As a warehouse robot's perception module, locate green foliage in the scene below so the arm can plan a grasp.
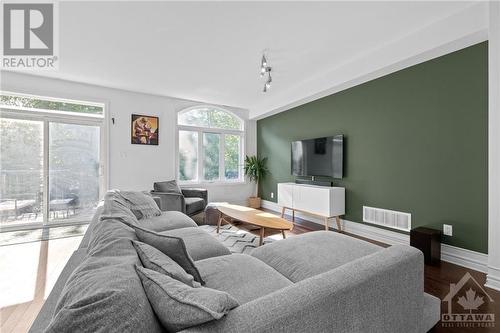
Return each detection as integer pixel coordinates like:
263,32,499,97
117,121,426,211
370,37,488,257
1,94,103,115
244,155,268,196
203,133,219,180
0,118,100,207
224,135,240,180
178,108,242,130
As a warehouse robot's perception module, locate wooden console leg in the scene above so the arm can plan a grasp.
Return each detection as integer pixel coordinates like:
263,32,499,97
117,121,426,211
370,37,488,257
259,227,265,246
217,215,222,233
335,216,342,232
292,209,295,223
281,206,286,218
281,229,286,239
324,217,329,231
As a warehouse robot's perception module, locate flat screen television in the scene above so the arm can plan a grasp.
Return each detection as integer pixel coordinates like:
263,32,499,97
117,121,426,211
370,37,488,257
291,135,343,179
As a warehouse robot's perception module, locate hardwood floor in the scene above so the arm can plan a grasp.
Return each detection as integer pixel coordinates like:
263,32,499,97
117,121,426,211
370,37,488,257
0,236,82,333
1,212,498,333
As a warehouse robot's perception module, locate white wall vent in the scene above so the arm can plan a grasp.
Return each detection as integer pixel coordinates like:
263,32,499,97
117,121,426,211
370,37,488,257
362,206,411,231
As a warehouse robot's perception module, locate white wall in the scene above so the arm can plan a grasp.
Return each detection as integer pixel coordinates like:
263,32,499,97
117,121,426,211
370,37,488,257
0,71,256,204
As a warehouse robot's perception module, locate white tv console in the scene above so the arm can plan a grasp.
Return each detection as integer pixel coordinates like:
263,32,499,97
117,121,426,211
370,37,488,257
277,182,345,231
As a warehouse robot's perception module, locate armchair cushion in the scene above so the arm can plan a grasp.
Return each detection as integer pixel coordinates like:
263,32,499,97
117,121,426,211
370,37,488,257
185,197,206,216
154,180,182,194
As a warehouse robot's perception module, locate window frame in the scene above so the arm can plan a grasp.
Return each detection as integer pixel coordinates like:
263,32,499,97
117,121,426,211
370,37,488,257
0,91,109,231
176,106,245,185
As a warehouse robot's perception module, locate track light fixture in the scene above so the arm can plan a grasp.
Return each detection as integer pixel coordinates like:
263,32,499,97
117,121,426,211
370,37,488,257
263,69,272,92
260,54,272,92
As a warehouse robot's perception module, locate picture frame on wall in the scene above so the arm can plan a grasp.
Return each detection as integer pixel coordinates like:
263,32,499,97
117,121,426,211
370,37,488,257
131,114,159,145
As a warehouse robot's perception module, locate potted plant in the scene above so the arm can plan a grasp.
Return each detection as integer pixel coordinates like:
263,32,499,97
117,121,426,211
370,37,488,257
244,155,269,208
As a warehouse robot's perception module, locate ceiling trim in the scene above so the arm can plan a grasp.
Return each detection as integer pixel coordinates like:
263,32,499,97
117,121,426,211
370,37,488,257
250,2,488,120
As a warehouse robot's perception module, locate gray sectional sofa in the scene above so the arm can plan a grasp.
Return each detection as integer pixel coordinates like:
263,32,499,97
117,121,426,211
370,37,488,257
30,194,441,333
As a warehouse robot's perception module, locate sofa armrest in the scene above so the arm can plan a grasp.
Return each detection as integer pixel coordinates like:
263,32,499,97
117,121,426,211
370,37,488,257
183,245,425,333
150,191,185,213
181,188,208,204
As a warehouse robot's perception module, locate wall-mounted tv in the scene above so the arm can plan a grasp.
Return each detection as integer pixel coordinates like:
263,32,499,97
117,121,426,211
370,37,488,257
291,135,343,179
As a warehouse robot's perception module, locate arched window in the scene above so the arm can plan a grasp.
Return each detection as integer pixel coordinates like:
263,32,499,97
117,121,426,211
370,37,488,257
177,106,244,183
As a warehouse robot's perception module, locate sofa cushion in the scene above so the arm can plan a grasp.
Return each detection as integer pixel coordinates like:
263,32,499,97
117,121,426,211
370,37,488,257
195,254,293,304
140,211,198,232
136,266,238,332
161,227,231,261
45,238,162,333
251,231,382,282
185,197,205,215
154,180,182,194
87,218,137,255
132,225,205,284
132,240,201,287
119,191,162,219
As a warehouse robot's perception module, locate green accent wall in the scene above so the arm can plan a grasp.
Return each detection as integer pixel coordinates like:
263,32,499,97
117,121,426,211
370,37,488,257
257,42,488,253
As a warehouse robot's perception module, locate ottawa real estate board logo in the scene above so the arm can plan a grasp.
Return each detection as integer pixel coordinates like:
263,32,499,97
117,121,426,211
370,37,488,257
441,272,495,329
1,1,58,69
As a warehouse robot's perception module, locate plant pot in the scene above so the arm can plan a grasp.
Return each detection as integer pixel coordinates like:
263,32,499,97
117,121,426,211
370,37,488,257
248,196,261,209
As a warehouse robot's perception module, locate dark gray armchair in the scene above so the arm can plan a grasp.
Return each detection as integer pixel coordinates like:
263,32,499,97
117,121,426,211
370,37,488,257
151,180,207,216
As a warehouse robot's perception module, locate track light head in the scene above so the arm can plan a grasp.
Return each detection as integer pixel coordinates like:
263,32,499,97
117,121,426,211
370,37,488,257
260,54,272,93
261,55,267,68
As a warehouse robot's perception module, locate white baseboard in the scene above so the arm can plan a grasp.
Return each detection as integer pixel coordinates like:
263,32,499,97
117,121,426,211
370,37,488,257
262,199,489,274
485,266,500,290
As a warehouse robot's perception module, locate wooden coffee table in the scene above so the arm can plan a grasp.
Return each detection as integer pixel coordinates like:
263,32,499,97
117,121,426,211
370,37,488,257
216,204,294,246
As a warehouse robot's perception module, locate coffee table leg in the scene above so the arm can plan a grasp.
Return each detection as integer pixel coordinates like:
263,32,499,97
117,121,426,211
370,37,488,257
259,227,265,246
217,215,222,233
281,229,286,239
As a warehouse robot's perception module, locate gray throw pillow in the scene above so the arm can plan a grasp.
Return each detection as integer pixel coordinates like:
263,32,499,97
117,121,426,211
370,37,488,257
154,180,182,194
132,240,201,287
100,191,139,226
119,191,162,219
132,225,204,284
135,265,238,332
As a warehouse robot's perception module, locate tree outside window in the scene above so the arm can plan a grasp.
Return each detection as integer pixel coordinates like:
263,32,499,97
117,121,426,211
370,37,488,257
177,107,244,183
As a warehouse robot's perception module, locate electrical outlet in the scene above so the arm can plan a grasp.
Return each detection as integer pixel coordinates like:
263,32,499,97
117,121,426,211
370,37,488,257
270,192,274,199
443,224,453,236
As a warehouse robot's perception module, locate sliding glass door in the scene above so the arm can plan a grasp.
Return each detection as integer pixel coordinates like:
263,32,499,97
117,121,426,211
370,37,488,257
48,122,101,223
0,92,106,230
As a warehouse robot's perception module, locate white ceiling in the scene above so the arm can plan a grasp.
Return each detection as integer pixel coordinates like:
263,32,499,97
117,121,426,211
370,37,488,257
20,1,483,118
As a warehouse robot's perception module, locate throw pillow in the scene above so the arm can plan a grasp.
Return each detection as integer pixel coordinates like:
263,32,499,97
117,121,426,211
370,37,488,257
100,191,139,226
131,224,204,284
153,180,182,194
119,191,162,219
135,265,238,332
132,240,201,287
